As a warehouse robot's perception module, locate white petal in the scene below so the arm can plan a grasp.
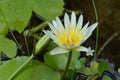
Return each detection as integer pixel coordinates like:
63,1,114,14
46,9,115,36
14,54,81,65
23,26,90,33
81,22,89,33
52,20,59,30
76,15,83,29
87,22,98,33
78,22,89,41
43,30,55,40
56,17,64,30
71,11,76,27
64,13,70,29
50,47,70,55
86,52,93,56
43,30,62,47
73,46,88,52
48,23,58,35
84,22,98,40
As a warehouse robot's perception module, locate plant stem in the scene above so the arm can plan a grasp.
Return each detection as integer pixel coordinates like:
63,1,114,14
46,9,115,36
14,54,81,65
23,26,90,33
87,75,99,80
92,0,99,61
8,54,34,80
24,36,30,55
30,22,47,33
61,51,72,80
23,22,47,35
97,31,120,55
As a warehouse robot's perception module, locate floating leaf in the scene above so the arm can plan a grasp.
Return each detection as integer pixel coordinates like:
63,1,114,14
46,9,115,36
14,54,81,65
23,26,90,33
0,35,17,58
45,41,67,70
89,61,99,75
44,50,81,70
0,21,8,35
70,57,81,69
0,10,8,35
79,57,86,63
45,41,81,70
98,61,109,75
69,51,81,69
75,58,86,73
102,75,112,80
0,0,64,33
44,52,67,70
0,56,41,80
65,70,74,80
30,65,61,80
72,51,80,59
15,60,42,80
47,41,58,51
76,59,97,75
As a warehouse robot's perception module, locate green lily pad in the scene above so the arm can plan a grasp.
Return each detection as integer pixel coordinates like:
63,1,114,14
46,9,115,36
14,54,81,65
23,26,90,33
0,21,8,35
98,61,109,75
45,41,81,70
0,35,17,58
0,56,42,80
44,52,67,70
102,75,112,80
44,51,81,70
0,0,64,33
30,65,61,80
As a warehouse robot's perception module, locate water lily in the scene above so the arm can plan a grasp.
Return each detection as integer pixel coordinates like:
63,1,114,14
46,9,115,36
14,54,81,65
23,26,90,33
44,11,98,55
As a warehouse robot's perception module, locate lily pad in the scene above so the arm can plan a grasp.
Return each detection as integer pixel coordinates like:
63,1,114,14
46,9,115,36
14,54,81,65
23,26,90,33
0,0,64,33
98,61,109,75
0,56,42,80
44,52,67,70
30,65,61,80
44,51,81,70
102,75,112,80
0,35,17,58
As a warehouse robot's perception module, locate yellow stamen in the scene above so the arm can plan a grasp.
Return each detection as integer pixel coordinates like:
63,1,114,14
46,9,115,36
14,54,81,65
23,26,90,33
58,27,83,46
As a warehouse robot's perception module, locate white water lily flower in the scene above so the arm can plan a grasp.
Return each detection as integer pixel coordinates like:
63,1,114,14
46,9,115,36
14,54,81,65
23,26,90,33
86,47,95,56
44,11,98,55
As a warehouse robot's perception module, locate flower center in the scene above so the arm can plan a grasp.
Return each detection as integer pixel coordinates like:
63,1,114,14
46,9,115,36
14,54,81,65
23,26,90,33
57,27,83,46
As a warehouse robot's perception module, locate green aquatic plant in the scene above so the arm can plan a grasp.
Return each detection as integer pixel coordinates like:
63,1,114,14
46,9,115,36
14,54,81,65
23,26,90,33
0,0,113,80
